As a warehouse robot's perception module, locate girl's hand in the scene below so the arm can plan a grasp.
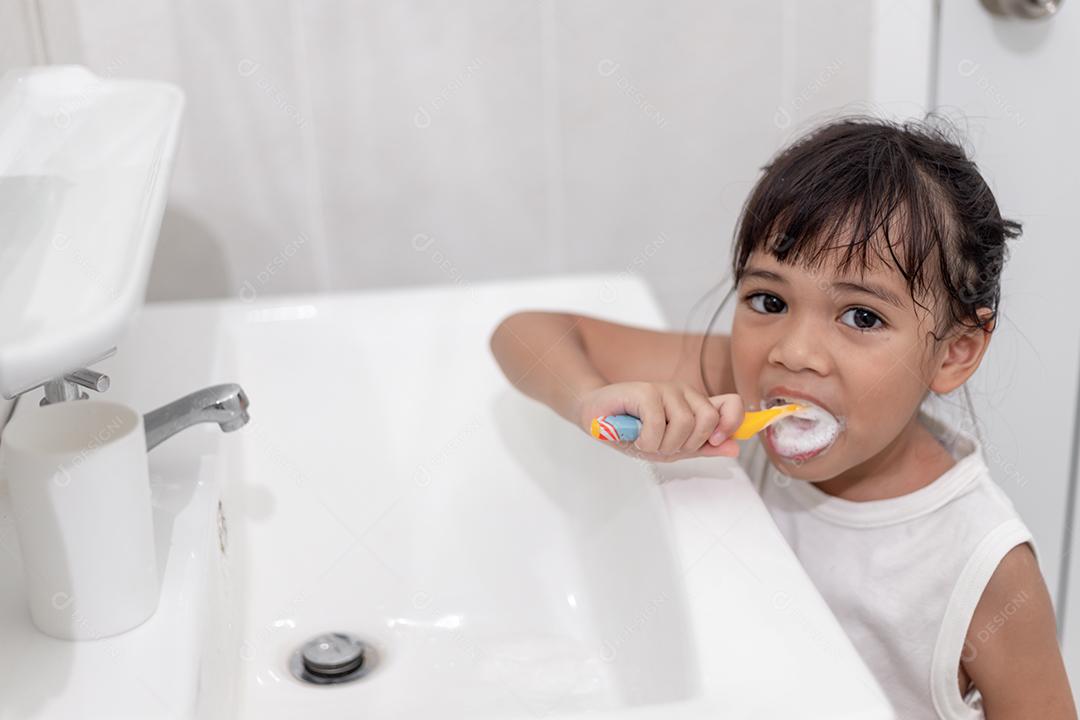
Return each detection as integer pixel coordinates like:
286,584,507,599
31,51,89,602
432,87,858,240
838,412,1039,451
576,381,744,462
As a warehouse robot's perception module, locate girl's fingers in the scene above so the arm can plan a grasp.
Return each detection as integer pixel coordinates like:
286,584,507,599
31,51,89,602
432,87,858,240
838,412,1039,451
658,390,695,455
698,436,740,457
684,390,722,451
624,435,739,463
707,394,744,445
630,385,666,453
591,386,744,461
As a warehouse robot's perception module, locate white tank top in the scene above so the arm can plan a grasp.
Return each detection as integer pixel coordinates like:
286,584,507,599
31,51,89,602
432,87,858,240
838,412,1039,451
738,406,1037,719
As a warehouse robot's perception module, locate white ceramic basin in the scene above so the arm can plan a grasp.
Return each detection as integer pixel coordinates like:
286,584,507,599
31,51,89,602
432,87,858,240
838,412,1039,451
0,274,894,719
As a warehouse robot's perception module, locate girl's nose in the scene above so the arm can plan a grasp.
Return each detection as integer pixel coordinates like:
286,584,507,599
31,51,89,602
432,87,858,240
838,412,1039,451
767,316,832,376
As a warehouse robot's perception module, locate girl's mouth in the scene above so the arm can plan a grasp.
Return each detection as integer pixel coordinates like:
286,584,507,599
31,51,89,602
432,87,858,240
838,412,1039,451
764,424,832,462
761,397,845,462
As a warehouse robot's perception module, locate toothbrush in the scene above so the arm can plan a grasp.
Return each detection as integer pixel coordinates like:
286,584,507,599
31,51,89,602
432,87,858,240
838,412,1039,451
590,403,806,444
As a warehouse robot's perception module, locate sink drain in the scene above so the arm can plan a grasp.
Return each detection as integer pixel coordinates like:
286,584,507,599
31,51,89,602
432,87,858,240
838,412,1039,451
289,632,378,685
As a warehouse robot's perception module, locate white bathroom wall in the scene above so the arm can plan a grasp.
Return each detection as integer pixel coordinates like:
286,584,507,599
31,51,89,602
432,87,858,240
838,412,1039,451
0,0,910,329
0,2,39,69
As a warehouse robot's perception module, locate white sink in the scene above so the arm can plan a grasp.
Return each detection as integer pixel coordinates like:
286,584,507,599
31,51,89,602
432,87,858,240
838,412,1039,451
0,274,894,719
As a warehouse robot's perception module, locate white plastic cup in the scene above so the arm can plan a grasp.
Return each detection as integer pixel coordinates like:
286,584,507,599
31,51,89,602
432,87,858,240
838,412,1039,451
0,399,159,640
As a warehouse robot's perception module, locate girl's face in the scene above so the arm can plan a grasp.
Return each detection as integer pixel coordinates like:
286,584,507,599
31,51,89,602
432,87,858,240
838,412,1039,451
730,247,988,482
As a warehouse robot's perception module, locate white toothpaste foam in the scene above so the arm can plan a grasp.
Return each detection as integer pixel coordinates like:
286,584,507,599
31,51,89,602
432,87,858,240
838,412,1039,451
767,402,843,459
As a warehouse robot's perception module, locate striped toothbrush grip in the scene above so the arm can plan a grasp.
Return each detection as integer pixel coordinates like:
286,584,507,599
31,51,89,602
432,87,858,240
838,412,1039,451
590,414,642,443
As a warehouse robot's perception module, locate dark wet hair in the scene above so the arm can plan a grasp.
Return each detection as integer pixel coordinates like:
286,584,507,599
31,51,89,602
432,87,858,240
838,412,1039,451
698,115,1021,399
736,115,1021,335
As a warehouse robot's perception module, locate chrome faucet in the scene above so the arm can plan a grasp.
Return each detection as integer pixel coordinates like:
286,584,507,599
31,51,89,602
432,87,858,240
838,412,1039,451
143,383,250,451
16,354,250,452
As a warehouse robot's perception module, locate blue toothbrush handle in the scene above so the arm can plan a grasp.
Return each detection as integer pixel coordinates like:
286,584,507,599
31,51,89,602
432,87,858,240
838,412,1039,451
590,414,642,443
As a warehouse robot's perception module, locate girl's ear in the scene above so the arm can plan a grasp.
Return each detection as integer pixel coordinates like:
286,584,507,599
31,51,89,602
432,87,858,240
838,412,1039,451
929,308,995,395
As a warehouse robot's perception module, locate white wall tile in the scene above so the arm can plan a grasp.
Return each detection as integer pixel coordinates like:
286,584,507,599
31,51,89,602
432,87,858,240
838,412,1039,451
554,2,786,331
296,0,550,294
0,1,39,75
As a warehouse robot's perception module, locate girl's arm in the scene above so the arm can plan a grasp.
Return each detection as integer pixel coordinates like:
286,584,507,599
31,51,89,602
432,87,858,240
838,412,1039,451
963,542,1077,718
488,310,734,424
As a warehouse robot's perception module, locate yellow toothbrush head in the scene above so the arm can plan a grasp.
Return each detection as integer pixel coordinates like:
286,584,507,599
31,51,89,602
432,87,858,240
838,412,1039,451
732,403,806,440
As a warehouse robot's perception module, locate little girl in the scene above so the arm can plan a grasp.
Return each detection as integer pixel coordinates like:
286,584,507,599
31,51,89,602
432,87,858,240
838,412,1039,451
490,117,1076,718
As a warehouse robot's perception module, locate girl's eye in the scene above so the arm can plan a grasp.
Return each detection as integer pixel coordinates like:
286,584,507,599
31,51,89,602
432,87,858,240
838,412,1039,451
840,307,885,332
745,293,886,332
747,292,786,314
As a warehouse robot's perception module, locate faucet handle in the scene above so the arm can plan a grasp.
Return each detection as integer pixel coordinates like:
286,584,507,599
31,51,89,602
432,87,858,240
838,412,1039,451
66,368,110,393
39,368,111,406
